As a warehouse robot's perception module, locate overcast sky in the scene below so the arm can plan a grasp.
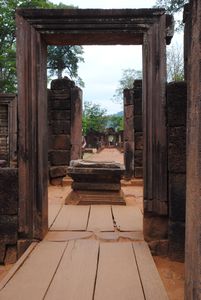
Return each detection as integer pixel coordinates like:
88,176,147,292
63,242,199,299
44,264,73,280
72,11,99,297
51,0,182,114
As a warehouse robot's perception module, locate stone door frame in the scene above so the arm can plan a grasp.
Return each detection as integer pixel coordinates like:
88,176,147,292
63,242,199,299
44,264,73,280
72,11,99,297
16,8,173,240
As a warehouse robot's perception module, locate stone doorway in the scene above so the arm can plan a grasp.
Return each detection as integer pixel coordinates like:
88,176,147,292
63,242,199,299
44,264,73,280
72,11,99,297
16,8,173,243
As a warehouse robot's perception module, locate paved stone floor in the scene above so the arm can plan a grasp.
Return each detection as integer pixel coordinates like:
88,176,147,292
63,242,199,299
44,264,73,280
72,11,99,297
84,148,124,164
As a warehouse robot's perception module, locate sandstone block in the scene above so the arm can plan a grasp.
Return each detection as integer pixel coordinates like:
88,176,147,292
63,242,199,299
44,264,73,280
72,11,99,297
123,89,134,106
49,166,68,178
50,135,71,150
51,120,70,135
135,133,143,150
134,98,142,115
167,81,187,127
5,245,17,264
0,168,18,215
49,99,71,110
0,215,18,244
168,127,186,173
51,110,71,120
169,173,186,222
134,167,143,178
51,77,75,90
134,150,143,167
168,221,185,262
49,150,70,166
134,115,142,132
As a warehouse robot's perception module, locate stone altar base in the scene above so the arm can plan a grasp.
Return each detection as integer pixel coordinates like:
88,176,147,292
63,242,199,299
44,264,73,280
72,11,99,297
66,160,126,205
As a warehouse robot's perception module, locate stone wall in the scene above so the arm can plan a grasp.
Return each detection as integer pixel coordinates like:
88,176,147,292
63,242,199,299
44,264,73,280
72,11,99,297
0,94,17,167
133,80,143,178
0,168,18,264
48,78,82,184
124,80,143,179
167,81,187,262
124,88,134,179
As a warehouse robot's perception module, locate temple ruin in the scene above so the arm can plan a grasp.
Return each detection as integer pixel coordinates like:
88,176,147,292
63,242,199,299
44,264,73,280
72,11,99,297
0,1,201,297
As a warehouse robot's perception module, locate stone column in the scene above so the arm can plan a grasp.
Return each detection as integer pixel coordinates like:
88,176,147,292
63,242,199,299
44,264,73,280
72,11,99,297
167,81,187,262
48,78,82,185
123,88,134,179
143,15,168,251
184,1,201,298
133,80,143,178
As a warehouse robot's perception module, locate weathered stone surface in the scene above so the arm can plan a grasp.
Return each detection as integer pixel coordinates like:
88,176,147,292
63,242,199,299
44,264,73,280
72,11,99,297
167,81,187,127
66,190,125,206
169,174,186,222
17,239,31,259
51,110,71,120
67,160,125,205
134,150,143,167
4,245,17,264
123,89,133,106
51,120,71,135
169,221,185,262
134,115,142,132
135,167,143,178
51,135,70,150
124,141,134,179
148,239,169,257
0,244,6,264
49,166,68,178
144,214,168,241
72,182,120,191
0,215,18,244
134,98,142,115
50,177,63,186
51,77,75,90
49,99,71,110
0,168,18,215
70,160,123,169
124,105,134,119
168,127,186,173
135,133,143,150
49,150,70,166
184,1,201,296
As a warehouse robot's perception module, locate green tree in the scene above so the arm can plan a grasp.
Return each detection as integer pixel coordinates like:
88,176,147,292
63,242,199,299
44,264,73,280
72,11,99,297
47,45,84,86
167,42,184,82
154,0,188,13
154,0,188,31
106,114,123,132
82,101,108,135
0,0,84,93
112,68,142,103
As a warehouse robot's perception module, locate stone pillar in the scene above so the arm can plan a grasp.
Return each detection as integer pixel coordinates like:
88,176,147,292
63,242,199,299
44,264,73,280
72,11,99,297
48,78,82,185
184,1,201,298
167,82,187,262
143,15,168,250
133,80,143,178
123,88,134,179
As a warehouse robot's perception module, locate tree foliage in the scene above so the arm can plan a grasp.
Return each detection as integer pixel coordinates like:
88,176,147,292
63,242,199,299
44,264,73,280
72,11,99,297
112,68,142,103
154,0,188,13
154,0,188,31
82,101,108,135
0,0,84,93
47,45,84,87
106,114,123,132
167,42,184,82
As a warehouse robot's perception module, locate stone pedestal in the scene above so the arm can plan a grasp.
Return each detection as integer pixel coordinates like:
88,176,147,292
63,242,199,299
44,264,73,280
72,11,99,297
66,160,125,205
